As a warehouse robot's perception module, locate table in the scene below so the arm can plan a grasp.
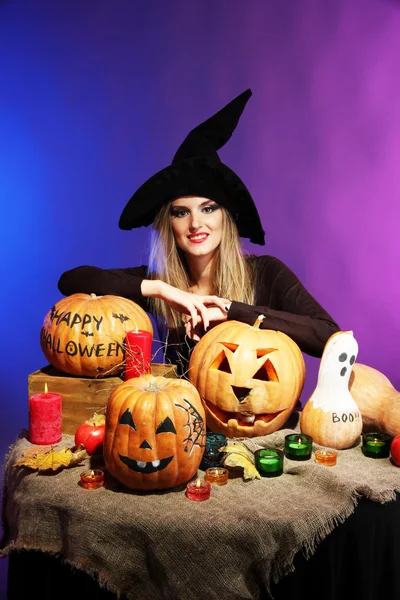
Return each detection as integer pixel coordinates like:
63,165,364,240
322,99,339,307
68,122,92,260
2,428,400,600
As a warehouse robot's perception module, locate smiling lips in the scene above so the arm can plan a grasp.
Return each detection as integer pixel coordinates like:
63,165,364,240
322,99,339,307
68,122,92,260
187,233,209,244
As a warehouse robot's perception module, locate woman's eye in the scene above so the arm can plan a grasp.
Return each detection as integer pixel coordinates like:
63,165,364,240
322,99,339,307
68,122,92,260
171,209,188,218
203,204,218,213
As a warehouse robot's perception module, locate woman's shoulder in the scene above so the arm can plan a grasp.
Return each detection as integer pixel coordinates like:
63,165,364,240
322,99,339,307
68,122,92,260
246,254,289,271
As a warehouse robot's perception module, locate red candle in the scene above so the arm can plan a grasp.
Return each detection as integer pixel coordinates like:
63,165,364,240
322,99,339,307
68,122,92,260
124,329,152,380
29,383,62,445
185,477,211,502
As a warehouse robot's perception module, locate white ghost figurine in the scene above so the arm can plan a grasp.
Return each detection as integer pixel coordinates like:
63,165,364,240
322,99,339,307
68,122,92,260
300,331,363,449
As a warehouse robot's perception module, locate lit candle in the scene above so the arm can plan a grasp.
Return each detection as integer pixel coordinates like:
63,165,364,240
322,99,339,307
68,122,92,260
80,469,104,489
254,449,284,477
315,449,338,466
362,432,392,459
29,383,62,445
186,477,211,501
205,467,229,485
124,329,152,380
284,434,313,461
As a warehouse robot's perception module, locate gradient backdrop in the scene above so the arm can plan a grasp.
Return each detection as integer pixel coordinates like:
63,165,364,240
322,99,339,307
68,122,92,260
1,0,399,589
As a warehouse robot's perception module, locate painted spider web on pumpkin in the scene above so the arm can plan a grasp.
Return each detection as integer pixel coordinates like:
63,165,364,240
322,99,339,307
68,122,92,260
175,398,206,455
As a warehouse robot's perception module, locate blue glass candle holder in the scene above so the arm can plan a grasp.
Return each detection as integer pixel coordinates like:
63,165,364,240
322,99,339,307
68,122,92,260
200,432,226,469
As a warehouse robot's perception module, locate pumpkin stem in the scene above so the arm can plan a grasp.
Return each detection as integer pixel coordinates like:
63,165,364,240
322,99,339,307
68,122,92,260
145,380,161,392
252,315,265,330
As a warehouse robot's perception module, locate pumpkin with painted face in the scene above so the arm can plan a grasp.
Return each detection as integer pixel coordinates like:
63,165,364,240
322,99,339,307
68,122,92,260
188,316,306,438
104,374,206,490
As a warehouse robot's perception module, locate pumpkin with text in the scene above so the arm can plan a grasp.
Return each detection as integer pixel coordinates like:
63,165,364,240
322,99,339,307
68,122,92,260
300,331,362,449
188,315,306,438
349,363,400,437
104,374,206,490
40,293,153,377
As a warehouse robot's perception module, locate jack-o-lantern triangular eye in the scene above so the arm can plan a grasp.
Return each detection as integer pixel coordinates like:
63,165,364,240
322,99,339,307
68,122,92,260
210,343,238,373
156,416,177,434
253,358,279,382
119,408,136,429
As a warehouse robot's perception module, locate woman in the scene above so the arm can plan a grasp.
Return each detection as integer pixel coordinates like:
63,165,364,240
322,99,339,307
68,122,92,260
58,89,339,375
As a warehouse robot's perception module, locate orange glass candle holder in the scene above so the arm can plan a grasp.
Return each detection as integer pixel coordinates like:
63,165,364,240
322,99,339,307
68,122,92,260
315,449,338,466
80,469,104,489
205,467,229,486
186,477,211,501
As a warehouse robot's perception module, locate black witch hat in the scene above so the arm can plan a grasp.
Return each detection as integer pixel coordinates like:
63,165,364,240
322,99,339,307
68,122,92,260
119,89,265,246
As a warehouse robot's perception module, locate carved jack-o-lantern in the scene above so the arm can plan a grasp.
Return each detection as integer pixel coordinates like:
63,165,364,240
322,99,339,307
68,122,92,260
188,317,306,438
104,375,206,490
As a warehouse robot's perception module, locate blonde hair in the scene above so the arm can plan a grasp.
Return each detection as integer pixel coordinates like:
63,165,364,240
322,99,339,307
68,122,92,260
148,200,255,329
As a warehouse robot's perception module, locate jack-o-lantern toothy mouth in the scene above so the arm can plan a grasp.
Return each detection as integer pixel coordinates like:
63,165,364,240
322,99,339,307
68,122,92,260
118,454,174,473
204,400,285,427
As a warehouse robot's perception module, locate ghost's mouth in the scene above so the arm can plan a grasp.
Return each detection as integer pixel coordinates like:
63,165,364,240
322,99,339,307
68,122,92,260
204,400,284,427
118,454,174,473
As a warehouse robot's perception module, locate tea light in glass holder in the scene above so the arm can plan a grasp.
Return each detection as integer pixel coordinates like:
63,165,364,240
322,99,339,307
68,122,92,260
315,449,338,466
284,434,313,461
80,469,104,489
205,467,229,485
186,477,211,501
362,432,392,459
254,448,284,477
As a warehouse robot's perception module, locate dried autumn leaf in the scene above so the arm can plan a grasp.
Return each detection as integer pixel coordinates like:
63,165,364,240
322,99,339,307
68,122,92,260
14,445,89,472
223,452,261,480
220,443,254,462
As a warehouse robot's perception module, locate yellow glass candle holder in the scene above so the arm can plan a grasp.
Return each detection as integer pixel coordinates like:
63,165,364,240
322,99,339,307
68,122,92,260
80,469,104,489
315,449,337,466
205,467,229,485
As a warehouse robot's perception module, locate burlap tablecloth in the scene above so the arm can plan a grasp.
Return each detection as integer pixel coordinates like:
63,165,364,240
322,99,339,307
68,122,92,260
2,423,400,600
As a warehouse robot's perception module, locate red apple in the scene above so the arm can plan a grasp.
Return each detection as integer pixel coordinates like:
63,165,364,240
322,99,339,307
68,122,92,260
390,435,400,466
75,414,106,455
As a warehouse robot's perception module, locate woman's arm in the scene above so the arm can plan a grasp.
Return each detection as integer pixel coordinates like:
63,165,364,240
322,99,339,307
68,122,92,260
58,265,228,329
58,265,150,311
227,256,340,358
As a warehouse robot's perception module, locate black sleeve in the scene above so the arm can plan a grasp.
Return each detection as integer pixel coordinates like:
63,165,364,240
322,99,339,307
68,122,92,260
57,265,150,312
228,256,340,358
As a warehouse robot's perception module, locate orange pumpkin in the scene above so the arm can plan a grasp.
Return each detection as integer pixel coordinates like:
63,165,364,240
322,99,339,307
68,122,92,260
188,316,306,438
104,374,206,490
40,293,153,377
349,363,400,437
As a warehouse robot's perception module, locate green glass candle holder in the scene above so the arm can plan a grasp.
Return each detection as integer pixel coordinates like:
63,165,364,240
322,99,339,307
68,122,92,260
284,434,313,461
362,432,392,458
254,448,284,477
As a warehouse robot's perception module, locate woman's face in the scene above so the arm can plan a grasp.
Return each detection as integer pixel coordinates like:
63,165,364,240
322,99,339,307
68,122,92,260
170,196,223,260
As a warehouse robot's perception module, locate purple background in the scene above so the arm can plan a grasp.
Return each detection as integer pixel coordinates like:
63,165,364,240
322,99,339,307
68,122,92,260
1,0,399,591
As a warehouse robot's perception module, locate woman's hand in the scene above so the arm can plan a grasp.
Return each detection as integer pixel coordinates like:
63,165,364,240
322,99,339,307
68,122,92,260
183,305,230,341
160,283,228,331
141,280,230,338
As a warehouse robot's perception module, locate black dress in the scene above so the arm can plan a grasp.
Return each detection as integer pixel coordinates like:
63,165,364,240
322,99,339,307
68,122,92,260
58,255,340,374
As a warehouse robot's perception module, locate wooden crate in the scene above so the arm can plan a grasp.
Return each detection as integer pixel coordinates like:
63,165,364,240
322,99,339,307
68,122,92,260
28,363,178,435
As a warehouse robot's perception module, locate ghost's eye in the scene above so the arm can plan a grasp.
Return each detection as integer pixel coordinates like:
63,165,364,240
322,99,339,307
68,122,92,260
339,353,347,362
